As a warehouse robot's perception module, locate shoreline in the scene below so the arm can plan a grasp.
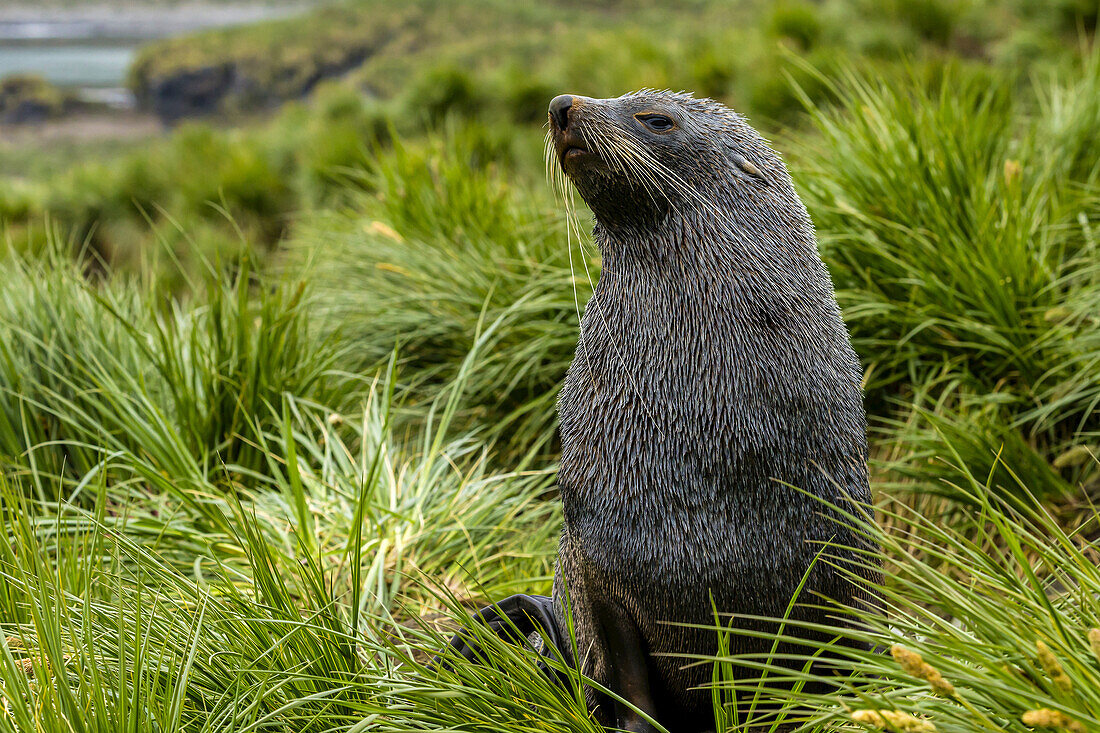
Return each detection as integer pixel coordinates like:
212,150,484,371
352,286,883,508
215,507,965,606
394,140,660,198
0,3,312,100
0,110,162,146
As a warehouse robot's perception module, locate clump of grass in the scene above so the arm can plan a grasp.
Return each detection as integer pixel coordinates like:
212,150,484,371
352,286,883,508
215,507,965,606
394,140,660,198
877,392,1076,504
0,74,76,124
0,89,395,282
756,458,1100,733
299,123,590,456
252,371,561,613
406,66,491,126
0,349,560,730
0,242,345,499
767,1,824,51
41,121,296,267
794,54,1100,501
0,468,380,731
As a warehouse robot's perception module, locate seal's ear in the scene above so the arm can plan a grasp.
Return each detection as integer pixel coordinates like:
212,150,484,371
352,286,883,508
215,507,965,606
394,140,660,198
731,153,768,185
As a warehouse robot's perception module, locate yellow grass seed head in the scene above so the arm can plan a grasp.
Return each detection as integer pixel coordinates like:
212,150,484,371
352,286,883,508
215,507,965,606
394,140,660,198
852,709,936,732
891,644,922,672
852,710,886,727
891,644,955,696
1052,444,1093,469
1022,708,1086,733
1088,628,1100,665
1036,640,1073,695
366,220,403,242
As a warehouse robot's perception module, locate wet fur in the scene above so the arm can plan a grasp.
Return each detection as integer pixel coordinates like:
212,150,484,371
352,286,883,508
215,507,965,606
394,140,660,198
549,91,882,731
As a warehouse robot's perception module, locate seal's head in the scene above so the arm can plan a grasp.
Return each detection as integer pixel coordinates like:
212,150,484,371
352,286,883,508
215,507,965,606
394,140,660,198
548,90,806,243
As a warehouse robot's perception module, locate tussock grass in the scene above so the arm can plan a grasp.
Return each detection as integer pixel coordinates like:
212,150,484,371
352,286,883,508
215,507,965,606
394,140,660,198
8,439,1095,732
794,54,1100,501
763,459,1100,733
0,243,344,497
0,358,559,730
355,458,1100,733
299,124,592,455
2,10,1100,732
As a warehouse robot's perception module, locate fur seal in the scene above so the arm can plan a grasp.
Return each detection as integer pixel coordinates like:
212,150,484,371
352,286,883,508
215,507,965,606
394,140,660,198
547,90,882,732
445,91,881,733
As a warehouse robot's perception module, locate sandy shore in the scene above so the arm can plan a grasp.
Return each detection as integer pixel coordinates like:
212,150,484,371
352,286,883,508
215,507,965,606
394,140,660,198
0,111,162,145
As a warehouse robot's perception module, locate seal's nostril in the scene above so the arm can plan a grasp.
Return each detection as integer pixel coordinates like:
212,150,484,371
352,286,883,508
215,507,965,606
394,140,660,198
549,94,573,130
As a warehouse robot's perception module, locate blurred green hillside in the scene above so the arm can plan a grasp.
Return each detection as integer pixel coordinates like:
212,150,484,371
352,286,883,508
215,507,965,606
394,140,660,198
3,0,1096,271
127,0,1092,121
1,1,1100,731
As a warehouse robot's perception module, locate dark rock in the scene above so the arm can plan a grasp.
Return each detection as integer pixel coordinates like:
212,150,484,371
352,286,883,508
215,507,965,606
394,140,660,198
0,74,71,125
138,50,371,124
3,99,53,124
145,64,235,123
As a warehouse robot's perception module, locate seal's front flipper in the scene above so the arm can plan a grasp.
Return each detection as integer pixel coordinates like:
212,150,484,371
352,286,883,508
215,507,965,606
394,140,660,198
478,593,564,650
596,600,659,733
434,594,566,673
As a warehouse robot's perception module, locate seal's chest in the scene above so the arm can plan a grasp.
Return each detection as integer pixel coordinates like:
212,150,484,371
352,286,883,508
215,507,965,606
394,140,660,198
559,308,748,458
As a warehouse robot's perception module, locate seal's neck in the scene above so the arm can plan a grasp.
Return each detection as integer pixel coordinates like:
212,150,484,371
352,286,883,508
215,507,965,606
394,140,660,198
594,181,818,266
592,210,743,272
590,197,831,324
576,173,673,232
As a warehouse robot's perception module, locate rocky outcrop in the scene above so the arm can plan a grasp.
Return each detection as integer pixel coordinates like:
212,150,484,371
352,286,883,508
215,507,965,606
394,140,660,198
132,50,369,124
0,74,78,125
139,63,235,123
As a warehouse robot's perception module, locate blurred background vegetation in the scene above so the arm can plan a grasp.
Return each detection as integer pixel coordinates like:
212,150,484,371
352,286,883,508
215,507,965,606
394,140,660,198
1,0,1100,731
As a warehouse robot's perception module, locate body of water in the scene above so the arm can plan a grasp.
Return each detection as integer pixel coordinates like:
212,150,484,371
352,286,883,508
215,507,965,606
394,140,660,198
0,45,136,89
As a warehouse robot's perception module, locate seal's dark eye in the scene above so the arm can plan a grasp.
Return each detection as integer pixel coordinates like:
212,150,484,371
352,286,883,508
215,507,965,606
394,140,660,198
635,113,675,132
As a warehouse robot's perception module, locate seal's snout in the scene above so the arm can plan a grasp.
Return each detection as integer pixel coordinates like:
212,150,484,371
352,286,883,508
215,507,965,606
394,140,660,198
548,94,573,130
549,93,592,169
